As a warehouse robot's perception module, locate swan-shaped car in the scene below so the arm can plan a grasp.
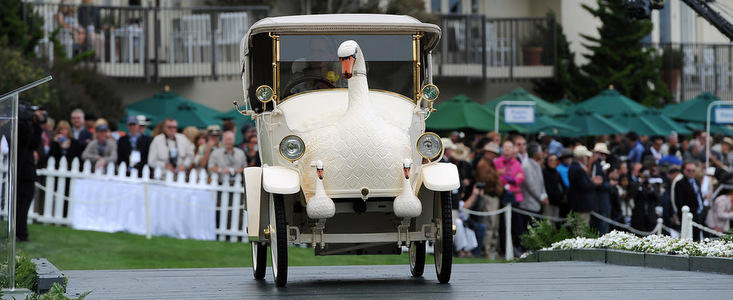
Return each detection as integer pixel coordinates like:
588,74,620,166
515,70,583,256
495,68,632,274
236,14,459,287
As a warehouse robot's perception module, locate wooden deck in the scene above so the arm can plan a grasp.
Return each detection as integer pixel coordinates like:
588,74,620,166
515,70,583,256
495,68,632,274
64,262,733,299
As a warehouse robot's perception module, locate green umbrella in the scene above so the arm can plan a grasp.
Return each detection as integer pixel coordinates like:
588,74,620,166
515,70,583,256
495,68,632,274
641,108,691,135
609,112,667,136
127,91,221,129
485,88,564,116
568,88,647,117
557,108,628,137
556,98,575,109
216,109,255,144
426,95,525,133
662,92,731,123
684,122,733,136
525,115,578,135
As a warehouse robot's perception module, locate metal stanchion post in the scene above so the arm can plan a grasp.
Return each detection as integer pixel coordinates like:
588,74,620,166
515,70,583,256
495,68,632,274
504,204,513,260
145,182,151,240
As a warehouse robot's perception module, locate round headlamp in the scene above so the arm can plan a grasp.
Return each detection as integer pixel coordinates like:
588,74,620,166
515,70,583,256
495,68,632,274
279,135,305,161
255,85,274,103
416,132,442,160
420,84,440,102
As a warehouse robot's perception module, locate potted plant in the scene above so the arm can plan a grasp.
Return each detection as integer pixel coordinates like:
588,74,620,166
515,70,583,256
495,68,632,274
522,35,544,66
661,48,684,92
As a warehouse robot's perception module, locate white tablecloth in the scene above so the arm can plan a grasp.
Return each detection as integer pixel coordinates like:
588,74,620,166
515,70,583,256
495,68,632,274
70,178,217,240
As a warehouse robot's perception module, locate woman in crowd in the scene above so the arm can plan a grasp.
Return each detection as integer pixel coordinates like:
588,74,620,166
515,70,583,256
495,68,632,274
542,153,566,219
244,135,261,167
48,120,83,168
706,189,733,233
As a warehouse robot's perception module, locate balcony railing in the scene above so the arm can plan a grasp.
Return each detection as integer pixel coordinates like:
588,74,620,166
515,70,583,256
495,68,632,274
433,15,556,80
654,43,733,101
26,1,269,80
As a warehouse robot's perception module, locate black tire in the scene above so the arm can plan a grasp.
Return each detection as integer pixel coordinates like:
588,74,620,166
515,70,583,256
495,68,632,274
434,191,453,284
251,241,267,279
269,193,288,287
409,241,426,277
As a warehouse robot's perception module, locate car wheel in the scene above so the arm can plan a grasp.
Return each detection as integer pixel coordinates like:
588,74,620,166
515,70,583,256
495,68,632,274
251,241,267,279
434,191,453,284
409,241,426,277
269,193,288,287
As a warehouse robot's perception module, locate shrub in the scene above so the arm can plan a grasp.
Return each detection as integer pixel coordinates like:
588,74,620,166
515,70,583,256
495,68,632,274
520,212,598,251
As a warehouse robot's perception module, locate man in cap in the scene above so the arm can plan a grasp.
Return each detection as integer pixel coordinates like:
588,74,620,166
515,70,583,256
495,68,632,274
117,115,152,172
70,109,93,148
473,142,503,258
81,120,117,170
568,145,602,225
196,125,222,169
590,143,612,234
711,137,733,171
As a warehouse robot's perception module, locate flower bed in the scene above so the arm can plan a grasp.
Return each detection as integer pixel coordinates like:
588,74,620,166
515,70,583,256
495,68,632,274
540,230,733,258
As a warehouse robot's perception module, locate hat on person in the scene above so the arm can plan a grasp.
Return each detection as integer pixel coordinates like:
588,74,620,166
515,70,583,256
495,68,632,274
452,144,471,161
723,137,733,147
483,142,500,155
95,124,109,131
559,148,573,159
206,124,222,136
127,115,150,126
573,145,592,158
593,142,611,155
441,138,457,150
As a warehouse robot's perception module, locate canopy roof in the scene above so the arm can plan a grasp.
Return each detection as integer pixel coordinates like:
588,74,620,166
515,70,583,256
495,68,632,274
662,92,730,123
240,14,441,73
486,88,564,117
127,91,221,129
567,88,647,117
426,95,524,133
558,108,628,137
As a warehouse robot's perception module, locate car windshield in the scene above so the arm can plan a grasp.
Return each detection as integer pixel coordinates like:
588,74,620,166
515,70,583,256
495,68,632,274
279,34,414,100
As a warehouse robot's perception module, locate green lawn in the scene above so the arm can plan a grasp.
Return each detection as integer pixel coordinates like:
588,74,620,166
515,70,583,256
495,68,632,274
19,224,502,270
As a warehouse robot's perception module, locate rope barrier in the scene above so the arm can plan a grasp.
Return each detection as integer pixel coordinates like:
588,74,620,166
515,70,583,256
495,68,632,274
590,211,662,236
691,221,725,237
512,207,567,222
459,206,508,217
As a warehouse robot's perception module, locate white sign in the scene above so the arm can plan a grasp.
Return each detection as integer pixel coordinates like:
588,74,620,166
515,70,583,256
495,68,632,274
714,107,733,124
504,106,535,124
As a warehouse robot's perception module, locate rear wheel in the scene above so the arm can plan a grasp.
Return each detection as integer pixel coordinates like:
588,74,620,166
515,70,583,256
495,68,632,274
269,193,288,287
251,242,266,279
434,191,453,284
409,241,426,277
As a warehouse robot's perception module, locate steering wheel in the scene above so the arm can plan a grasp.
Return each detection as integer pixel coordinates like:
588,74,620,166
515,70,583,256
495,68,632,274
282,76,335,99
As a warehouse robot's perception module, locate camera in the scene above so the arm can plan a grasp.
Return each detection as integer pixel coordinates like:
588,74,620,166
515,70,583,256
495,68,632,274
475,182,485,190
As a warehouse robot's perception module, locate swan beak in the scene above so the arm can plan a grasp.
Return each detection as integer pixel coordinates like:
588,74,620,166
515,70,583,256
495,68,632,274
340,56,355,79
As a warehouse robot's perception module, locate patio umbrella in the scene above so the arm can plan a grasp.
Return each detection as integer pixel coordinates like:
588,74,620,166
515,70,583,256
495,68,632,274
684,122,733,136
609,112,667,136
567,88,647,117
525,115,578,135
426,95,525,133
126,90,221,129
485,88,564,117
216,109,255,144
661,92,731,123
557,108,628,137
641,109,691,135
555,98,575,109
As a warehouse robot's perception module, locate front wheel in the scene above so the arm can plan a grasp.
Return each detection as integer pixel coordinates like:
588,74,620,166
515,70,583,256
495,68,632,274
409,241,426,277
269,193,288,287
434,191,453,283
251,242,266,279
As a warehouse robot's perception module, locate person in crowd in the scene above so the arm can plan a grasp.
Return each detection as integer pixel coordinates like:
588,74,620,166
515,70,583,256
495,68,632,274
70,108,93,147
486,132,501,147
520,142,548,230
706,188,733,233
684,140,705,162
117,115,152,172
197,125,222,169
557,149,573,188
568,145,599,225
513,136,528,163
48,120,83,167
81,120,117,170
493,139,524,254
77,0,103,55
41,116,54,159
590,143,612,234
661,165,682,227
208,131,247,175
244,135,261,167
543,153,566,219
182,126,199,145
631,170,661,232
222,120,236,135
474,142,502,258
54,0,85,52
644,136,664,164
674,161,706,240
108,122,124,141
193,132,208,165
541,134,563,156
627,131,644,163
84,112,97,134
661,132,680,158
711,137,733,171
148,118,195,172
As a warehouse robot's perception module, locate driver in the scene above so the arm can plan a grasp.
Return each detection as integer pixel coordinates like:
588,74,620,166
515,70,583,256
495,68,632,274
288,37,340,95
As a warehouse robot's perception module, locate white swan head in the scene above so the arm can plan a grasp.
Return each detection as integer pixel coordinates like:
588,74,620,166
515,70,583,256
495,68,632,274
338,40,366,79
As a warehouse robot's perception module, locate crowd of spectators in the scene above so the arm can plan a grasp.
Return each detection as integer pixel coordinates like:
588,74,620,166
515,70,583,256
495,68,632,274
443,130,733,258
38,108,260,178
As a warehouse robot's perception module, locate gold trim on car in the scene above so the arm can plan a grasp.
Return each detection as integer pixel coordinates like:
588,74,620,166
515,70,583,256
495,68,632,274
278,88,415,104
279,135,306,162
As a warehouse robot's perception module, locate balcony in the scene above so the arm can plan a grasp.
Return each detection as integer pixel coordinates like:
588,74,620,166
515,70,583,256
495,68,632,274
433,15,556,80
655,43,733,102
28,1,269,80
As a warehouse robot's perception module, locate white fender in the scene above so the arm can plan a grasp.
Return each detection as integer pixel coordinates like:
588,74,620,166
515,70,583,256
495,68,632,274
262,166,301,194
421,162,460,191
244,167,262,239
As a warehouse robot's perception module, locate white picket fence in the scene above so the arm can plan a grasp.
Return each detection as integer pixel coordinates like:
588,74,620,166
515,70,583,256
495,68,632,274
0,156,248,242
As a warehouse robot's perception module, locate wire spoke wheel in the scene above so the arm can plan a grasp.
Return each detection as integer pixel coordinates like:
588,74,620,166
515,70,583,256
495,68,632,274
409,241,426,277
269,193,288,287
251,241,267,279
434,191,453,283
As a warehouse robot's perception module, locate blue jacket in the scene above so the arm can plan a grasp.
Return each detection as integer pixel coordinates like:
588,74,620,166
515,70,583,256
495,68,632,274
568,161,595,213
628,141,645,163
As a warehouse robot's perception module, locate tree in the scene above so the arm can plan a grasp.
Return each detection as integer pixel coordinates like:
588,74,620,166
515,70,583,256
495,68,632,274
532,12,585,103
578,0,669,106
0,0,43,57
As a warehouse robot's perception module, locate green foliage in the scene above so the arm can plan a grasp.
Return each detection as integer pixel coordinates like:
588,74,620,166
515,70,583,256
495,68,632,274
721,230,733,243
660,48,684,70
0,47,53,106
578,0,670,106
0,251,38,291
532,11,584,102
520,212,598,251
0,0,44,57
26,283,91,300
